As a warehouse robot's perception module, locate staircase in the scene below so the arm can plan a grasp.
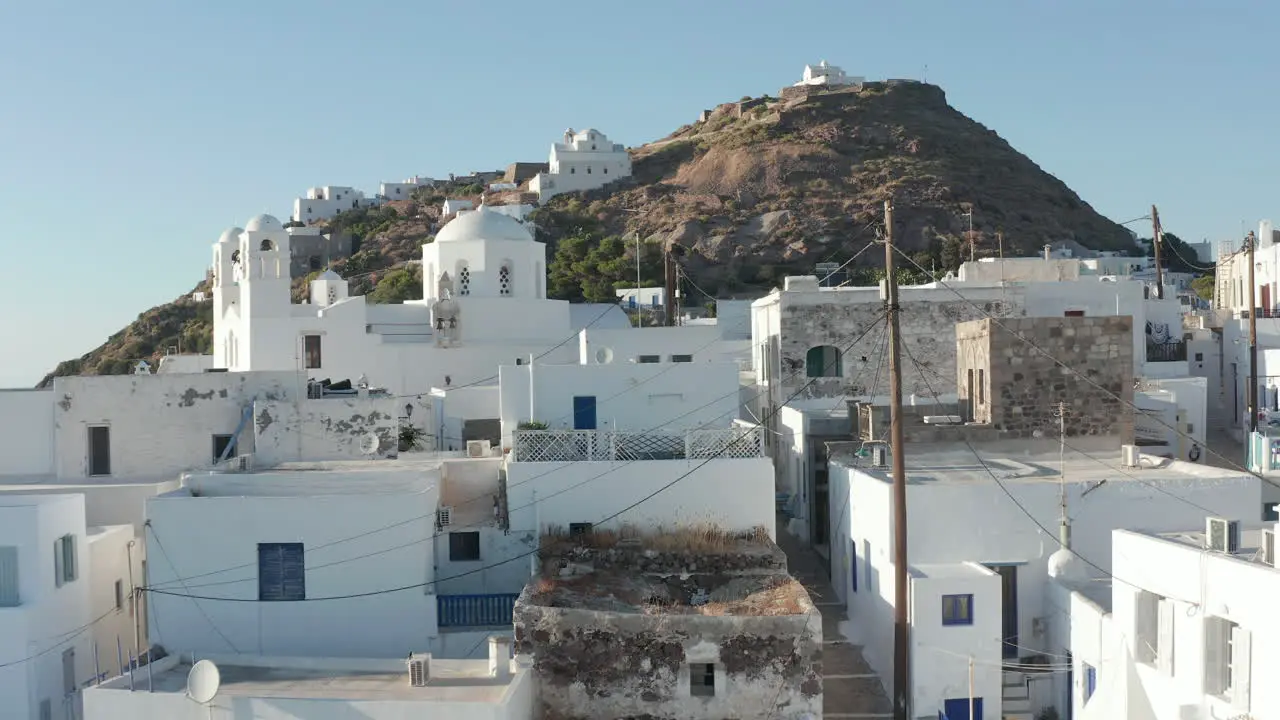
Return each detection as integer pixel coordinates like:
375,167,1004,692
1001,670,1032,720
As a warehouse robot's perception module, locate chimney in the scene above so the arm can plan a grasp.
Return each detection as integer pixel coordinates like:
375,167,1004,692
489,635,513,681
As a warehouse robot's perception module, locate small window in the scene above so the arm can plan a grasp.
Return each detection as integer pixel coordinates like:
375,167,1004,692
1263,502,1279,522
570,167,576,174
690,663,715,697
39,699,51,720
259,239,275,252
62,647,75,695
212,434,234,463
309,255,322,271
603,167,608,174
849,540,857,593
806,345,842,377
258,543,305,602
449,531,481,562
303,334,322,369
942,594,973,626
587,167,592,174
637,355,661,364
1195,352,1205,362
54,535,76,587
1064,310,1085,317
114,579,124,611
977,369,985,405
671,354,693,363
1083,662,1097,703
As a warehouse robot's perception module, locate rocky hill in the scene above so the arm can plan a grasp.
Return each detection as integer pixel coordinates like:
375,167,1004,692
38,80,1136,386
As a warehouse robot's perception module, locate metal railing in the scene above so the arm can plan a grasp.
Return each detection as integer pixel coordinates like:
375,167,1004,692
512,427,765,462
1145,340,1188,363
436,593,519,628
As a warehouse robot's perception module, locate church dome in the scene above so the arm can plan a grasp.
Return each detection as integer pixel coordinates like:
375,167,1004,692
245,214,284,233
317,270,343,281
218,227,244,245
434,207,533,244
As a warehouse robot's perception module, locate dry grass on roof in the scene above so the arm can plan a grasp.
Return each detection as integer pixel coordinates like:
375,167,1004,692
540,522,771,554
529,571,808,616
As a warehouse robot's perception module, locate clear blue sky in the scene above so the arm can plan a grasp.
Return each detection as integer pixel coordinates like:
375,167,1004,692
1,1,1274,387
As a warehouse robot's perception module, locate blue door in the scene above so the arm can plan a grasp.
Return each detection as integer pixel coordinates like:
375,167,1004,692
573,396,597,430
941,697,983,720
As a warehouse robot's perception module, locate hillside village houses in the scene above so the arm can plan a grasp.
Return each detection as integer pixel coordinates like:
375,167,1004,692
528,128,633,202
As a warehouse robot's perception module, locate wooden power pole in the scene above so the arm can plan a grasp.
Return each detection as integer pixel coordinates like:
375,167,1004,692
883,199,911,720
1248,230,1259,433
1151,205,1165,300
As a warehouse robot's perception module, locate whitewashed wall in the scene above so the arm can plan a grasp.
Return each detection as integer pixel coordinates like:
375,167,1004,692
0,390,55,478
144,475,440,659
252,396,400,466
910,564,1003,719
86,524,143,667
497,362,741,442
505,458,774,536
1110,529,1280,720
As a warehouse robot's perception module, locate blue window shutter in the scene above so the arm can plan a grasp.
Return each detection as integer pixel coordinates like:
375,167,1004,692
258,543,305,601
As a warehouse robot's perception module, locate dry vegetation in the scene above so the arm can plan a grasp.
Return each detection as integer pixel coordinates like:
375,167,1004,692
540,522,771,554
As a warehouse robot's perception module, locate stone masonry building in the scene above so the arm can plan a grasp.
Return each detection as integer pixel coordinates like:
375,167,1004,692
956,315,1135,438
513,530,822,720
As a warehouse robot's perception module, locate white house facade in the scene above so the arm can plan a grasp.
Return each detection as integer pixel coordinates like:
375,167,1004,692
793,60,864,88
528,128,631,202
291,186,379,224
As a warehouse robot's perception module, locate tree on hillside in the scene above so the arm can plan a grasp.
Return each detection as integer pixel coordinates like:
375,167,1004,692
1191,275,1216,303
368,266,423,304
1139,232,1209,275
548,230,663,302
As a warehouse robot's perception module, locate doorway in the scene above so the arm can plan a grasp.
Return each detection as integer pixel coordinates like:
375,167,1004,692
572,396,597,430
983,563,1019,658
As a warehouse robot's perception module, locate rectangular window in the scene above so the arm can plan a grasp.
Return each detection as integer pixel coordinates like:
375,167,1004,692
62,647,75,696
1157,597,1175,675
0,546,18,607
1195,352,1205,362
449,531,481,562
690,663,715,697
670,354,694,363
1134,590,1159,665
636,355,661,364
1084,663,1097,703
942,594,973,626
303,334,323,369
1064,310,1086,317
39,699,50,720
212,434,234,463
849,540,857,593
88,425,111,476
54,535,76,587
977,368,985,405
114,579,124,611
1263,502,1279,522
258,543,305,601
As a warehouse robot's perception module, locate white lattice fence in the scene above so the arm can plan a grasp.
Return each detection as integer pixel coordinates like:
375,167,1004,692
513,431,594,462
613,432,685,460
687,427,765,459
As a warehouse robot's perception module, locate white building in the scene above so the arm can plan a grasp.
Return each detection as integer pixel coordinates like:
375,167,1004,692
442,198,474,216
380,175,436,200
210,210,630,398
528,128,632,202
793,60,864,88
1047,520,1279,720
616,286,666,310
830,441,1261,720
0,493,145,720
83,645,533,720
291,186,379,224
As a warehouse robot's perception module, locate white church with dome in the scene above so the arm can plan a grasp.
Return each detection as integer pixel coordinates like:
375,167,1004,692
211,207,629,397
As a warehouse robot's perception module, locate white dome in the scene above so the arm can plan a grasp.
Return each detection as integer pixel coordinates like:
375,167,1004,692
434,207,533,244
1047,547,1088,582
218,227,244,244
317,270,343,281
245,214,283,233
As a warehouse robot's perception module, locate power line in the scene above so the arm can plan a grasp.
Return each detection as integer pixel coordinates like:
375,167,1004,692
143,314,890,604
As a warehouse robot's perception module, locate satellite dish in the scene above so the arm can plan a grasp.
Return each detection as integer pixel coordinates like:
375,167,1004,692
186,659,221,704
359,433,382,455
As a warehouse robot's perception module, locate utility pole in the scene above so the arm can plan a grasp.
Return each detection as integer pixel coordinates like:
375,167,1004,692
663,246,677,327
965,209,975,262
1151,205,1165,300
1248,231,1259,433
1055,402,1070,550
884,199,911,720
635,233,642,328
997,231,1005,286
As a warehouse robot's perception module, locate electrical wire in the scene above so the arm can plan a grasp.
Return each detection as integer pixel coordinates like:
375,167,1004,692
146,524,242,653
889,244,1274,489
143,314,890,604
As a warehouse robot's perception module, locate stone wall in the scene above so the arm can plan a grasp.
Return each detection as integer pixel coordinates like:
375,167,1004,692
776,294,1024,403
957,316,1135,438
513,594,822,720
538,541,786,577
288,231,353,278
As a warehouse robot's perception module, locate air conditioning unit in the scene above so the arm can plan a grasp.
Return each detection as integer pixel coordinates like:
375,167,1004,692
437,506,453,528
406,653,431,687
1121,444,1141,468
1263,529,1276,567
466,440,491,458
1205,517,1241,553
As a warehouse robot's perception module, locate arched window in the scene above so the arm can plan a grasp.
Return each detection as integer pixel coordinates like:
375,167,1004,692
260,239,276,252
230,250,241,264
499,262,513,296
458,263,471,296
806,346,842,378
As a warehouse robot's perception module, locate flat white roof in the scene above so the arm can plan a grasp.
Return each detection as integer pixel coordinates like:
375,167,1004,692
94,654,523,703
1145,526,1276,570
836,440,1252,486
912,562,992,580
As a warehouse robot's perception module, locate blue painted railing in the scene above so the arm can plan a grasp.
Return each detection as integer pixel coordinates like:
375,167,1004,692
437,593,519,628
